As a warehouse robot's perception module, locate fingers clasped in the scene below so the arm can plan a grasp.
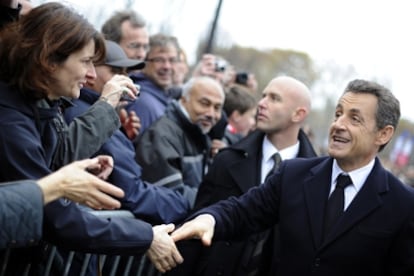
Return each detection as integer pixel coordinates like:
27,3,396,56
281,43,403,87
147,224,184,273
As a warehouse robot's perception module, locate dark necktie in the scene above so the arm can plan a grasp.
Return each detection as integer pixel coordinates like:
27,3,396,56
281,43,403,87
246,153,282,276
264,152,282,182
323,174,352,237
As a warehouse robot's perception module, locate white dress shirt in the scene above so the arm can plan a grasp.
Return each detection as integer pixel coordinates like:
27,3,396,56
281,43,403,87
260,136,300,184
330,158,375,210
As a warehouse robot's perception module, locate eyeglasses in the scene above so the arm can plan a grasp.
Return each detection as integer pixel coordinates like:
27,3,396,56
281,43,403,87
146,57,179,64
126,43,149,51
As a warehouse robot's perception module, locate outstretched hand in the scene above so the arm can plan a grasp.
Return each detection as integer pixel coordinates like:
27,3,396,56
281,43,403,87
171,214,216,247
37,156,124,209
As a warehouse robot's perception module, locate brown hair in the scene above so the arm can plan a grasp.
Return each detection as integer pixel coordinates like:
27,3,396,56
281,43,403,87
0,2,105,99
146,33,180,59
224,85,258,116
101,10,146,43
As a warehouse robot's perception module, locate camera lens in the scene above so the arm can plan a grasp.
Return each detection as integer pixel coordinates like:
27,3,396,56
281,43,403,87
235,72,249,85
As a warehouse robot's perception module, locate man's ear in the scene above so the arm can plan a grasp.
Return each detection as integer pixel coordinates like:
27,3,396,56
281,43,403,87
376,125,394,147
292,107,307,123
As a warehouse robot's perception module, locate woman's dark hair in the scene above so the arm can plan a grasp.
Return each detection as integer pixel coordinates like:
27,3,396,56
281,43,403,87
0,2,105,99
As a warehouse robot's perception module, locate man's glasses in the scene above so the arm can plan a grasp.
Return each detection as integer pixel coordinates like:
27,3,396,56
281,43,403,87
146,57,179,64
126,43,149,51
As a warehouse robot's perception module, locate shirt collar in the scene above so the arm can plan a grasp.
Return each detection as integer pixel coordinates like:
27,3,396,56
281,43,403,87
331,158,375,192
262,135,300,162
178,100,191,120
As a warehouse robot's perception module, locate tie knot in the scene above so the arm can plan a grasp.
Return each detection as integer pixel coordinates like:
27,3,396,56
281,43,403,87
336,174,352,189
272,152,281,168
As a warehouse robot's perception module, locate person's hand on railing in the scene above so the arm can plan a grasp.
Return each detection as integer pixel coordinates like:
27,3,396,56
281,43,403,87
146,223,183,273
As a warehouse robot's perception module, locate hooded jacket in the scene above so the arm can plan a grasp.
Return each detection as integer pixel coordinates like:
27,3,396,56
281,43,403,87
126,72,174,137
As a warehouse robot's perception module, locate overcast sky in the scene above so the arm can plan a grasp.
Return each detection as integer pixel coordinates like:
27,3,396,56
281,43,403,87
36,0,414,122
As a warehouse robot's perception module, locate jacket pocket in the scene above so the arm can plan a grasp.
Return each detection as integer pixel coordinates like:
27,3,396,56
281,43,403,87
357,226,393,238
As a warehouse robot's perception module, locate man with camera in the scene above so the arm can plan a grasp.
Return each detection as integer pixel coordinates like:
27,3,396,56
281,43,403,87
192,53,234,89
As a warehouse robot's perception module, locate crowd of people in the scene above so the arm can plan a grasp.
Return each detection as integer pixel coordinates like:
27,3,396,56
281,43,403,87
1,1,414,276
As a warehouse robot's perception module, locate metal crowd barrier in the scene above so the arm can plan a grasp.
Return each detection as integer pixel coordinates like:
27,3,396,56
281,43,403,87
1,210,162,276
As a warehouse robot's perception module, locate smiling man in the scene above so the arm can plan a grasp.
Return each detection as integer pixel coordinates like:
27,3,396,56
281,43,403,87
126,33,181,138
135,76,225,207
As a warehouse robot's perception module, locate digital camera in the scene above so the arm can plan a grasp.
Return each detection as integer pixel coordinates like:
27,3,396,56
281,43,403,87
214,59,227,72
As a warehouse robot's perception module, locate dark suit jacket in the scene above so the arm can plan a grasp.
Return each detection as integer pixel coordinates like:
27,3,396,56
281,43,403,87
169,129,317,276
204,156,414,276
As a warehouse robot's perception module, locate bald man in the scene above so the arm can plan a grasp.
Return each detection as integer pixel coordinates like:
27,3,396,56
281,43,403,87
136,76,225,208
168,76,317,276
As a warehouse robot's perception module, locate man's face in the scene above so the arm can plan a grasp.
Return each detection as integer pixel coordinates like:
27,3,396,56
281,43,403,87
142,45,178,90
119,20,149,60
230,108,257,136
86,65,114,93
181,82,224,134
172,52,189,86
256,80,298,134
328,92,383,171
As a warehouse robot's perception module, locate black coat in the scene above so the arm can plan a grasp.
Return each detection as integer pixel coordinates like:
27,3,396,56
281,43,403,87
169,129,317,276
199,157,414,276
136,100,211,207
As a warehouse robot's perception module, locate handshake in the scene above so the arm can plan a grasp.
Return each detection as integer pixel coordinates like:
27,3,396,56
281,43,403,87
147,214,216,273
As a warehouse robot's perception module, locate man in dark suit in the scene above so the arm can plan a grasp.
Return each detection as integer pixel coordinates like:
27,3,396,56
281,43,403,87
167,76,317,276
170,79,414,276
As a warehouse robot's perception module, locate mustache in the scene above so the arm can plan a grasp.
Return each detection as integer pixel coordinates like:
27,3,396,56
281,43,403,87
196,115,215,125
195,116,216,134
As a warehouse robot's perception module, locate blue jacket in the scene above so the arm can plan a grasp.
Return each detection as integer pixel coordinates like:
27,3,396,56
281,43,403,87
0,81,154,272
126,72,174,137
0,181,43,249
64,88,190,224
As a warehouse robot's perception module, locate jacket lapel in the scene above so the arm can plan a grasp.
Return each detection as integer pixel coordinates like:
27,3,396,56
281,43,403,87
303,158,334,248
227,131,264,193
321,158,387,248
228,157,260,193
